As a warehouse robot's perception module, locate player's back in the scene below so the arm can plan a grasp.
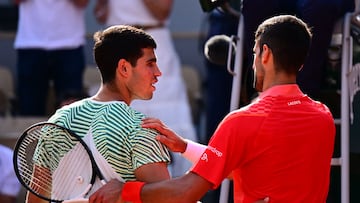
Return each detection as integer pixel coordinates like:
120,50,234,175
239,92,335,202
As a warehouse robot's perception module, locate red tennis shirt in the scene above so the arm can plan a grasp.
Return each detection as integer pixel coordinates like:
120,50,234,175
191,84,335,203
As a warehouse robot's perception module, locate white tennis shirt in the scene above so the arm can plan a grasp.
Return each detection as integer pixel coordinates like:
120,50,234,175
14,0,86,50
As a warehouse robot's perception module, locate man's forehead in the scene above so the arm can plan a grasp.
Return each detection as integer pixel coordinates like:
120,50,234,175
139,48,156,61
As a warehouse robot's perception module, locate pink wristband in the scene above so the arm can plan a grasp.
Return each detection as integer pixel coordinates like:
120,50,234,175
121,181,145,203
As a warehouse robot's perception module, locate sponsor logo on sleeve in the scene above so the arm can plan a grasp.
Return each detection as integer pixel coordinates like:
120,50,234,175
200,147,223,162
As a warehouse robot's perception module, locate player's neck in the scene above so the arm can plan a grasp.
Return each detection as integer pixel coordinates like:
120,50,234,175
263,73,296,91
91,84,130,105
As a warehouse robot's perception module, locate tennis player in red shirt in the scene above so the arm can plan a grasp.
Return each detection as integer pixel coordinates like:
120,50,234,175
89,14,335,203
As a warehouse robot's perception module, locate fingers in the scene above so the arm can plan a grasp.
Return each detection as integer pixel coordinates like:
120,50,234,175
141,117,163,127
89,179,124,203
142,117,161,123
155,134,166,142
141,117,169,134
156,134,176,148
156,134,187,153
142,117,186,152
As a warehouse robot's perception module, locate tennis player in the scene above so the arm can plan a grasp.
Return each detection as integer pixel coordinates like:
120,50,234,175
26,25,171,203
89,15,335,203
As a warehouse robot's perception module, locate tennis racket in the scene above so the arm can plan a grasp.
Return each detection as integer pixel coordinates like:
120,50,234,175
13,122,107,203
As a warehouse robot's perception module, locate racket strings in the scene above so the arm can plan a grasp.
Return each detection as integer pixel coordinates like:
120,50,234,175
15,124,94,201
52,143,93,200
16,130,53,196
17,163,52,187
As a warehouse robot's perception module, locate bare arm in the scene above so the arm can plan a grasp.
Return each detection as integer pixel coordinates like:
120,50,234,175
90,172,211,203
112,173,269,203
88,179,123,203
135,162,170,182
140,172,211,203
143,0,173,22
89,175,269,203
89,163,170,203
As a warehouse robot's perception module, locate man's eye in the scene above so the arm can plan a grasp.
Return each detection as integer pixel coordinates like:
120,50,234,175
148,62,156,67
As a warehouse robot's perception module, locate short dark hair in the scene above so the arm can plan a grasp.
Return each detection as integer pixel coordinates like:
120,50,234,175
255,15,312,74
93,25,157,83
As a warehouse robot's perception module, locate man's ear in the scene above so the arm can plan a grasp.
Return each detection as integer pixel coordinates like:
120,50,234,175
261,44,271,64
117,59,129,77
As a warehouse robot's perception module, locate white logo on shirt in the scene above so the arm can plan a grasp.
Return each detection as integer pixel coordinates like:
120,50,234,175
209,147,223,157
288,100,301,106
201,153,208,162
200,147,223,163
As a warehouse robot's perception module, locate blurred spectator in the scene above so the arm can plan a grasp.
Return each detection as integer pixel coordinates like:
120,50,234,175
94,0,198,178
0,144,21,203
14,0,89,116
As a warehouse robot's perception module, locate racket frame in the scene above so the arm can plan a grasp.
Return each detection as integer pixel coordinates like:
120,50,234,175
13,122,105,202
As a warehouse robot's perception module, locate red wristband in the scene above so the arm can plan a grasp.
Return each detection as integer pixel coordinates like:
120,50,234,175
121,181,145,203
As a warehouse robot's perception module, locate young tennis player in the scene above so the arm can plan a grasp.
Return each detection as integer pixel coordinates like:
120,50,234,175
26,25,171,203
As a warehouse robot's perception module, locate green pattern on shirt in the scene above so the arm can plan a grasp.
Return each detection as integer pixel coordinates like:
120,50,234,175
46,99,170,181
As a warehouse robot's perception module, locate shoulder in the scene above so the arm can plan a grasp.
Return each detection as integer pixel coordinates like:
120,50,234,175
224,98,271,121
216,101,269,137
305,97,334,119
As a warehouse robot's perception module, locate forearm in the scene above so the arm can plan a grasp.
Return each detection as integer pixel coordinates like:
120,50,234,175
143,0,173,21
141,179,198,203
122,173,209,203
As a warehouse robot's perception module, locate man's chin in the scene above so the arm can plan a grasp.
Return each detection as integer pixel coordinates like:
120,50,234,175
143,94,153,100
133,94,153,101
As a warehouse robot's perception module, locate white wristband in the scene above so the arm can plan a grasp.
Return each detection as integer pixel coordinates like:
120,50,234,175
181,139,207,164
